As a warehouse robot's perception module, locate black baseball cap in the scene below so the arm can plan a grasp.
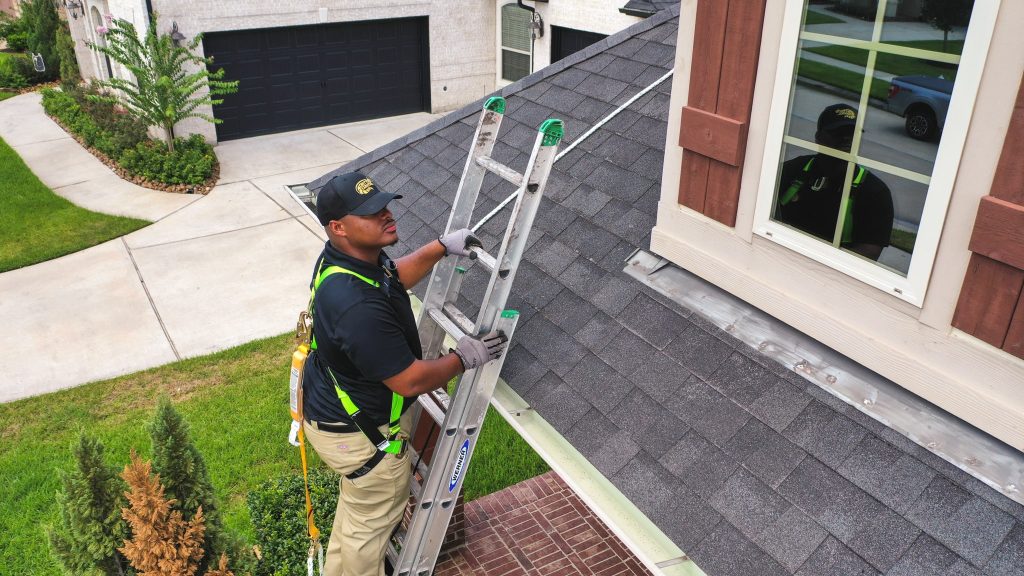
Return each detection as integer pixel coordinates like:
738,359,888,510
817,103,858,134
315,171,402,226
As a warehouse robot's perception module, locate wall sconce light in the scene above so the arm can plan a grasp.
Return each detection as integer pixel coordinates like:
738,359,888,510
170,21,186,46
61,0,84,20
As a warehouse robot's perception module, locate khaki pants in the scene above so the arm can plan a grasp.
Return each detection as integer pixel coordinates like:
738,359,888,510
304,415,411,576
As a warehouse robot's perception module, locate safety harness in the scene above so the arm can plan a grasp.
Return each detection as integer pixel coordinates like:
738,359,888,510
309,260,406,473
780,157,865,244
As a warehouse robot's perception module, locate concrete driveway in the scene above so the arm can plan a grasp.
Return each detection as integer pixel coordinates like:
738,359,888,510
0,92,440,402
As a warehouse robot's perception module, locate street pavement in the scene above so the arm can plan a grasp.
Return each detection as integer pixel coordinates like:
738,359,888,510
0,92,440,402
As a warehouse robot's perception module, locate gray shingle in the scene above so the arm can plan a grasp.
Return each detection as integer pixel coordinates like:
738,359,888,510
583,161,654,203
516,315,588,377
659,429,739,498
565,96,616,126
510,100,558,130
541,288,598,334
631,147,667,182
608,38,647,59
669,375,752,447
435,144,468,170
574,311,624,353
409,134,450,158
562,352,632,415
633,65,672,89
366,160,403,187
562,183,612,217
390,148,426,173
593,132,649,168
574,74,631,104
536,84,587,111
618,292,686,349
559,256,608,298
984,522,1024,576
566,409,641,476
556,218,622,262
576,52,616,74
756,506,829,573
532,197,578,237
596,239,639,272
408,190,449,225
393,176,430,205
547,67,590,91
750,380,814,432
780,458,921,572
707,352,781,408
838,435,936,515
650,484,723,552
600,57,649,84
711,468,792,540
632,41,676,67
512,260,564,310
725,418,807,489
500,120,539,150
612,207,655,245
499,344,548,398
437,120,474,146
630,350,691,404
542,169,583,202
565,151,605,181
690,522,790,576
906,477,1015,567
887,534,978,576
408,157,450,193
623,113,669,150
784,401,868,468
610,452,677,515
607,388,688,458
524,374,590,431
525,236,578,276
597,328,655,379
795,536,880,576
664,321,735,378
603,107,644,135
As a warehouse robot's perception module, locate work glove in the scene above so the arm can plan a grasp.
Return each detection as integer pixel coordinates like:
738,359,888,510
439,228,482,258
453,330,508,371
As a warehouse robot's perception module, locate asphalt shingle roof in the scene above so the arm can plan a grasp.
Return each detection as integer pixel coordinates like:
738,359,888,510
311,7,1024,575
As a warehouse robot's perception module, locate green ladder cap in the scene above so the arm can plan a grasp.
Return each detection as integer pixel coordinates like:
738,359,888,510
539,119,564,147
455,266,467,274
501,310,520,318
484,97,506,114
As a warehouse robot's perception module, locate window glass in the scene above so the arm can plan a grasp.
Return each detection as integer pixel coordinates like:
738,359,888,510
770,0,974,276
501,3,533,82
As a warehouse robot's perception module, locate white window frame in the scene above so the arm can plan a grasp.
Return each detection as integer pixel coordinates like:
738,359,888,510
752,0,1001,306
500,2,534,83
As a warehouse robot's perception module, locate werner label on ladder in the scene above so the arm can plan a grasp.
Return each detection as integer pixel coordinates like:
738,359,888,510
289,96,563,576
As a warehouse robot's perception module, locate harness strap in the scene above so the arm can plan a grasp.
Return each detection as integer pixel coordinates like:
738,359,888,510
309,261,405,455
779,158,866,244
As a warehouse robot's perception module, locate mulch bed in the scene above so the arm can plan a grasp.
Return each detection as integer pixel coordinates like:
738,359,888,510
42,105,218,195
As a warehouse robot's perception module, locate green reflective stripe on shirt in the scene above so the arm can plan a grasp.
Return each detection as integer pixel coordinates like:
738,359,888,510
308,260,404,453
842,167,865,244
780,158,817,206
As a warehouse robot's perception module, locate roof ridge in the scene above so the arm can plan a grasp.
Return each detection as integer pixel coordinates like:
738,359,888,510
308,6,680,191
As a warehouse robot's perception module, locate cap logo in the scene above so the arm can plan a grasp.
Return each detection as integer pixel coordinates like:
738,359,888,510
355,178,374,195
836,108,856,120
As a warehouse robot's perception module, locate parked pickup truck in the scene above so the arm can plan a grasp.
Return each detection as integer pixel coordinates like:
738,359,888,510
886,75,953,141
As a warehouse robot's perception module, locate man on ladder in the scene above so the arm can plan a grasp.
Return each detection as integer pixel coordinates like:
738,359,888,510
301,170,508,576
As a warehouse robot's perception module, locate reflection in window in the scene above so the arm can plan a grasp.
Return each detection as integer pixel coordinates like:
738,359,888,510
769,0,973,276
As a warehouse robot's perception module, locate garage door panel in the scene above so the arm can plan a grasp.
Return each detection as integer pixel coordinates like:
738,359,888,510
206,17,428,140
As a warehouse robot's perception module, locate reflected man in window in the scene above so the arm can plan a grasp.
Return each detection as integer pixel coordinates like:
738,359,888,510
775,103,894,260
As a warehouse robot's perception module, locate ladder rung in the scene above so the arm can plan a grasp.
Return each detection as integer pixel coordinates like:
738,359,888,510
475,155,523,187
442,302,475,336
427,306,468,342
417,392,448,425
468,247,509,279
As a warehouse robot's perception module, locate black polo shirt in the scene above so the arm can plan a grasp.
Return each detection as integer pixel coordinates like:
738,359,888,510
775,154,894,249
303,241,422,425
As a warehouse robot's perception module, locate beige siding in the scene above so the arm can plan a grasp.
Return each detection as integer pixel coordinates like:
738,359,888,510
655,0,1024,450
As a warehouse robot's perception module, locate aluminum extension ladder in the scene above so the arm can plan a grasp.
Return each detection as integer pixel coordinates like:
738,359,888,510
387,97,564,576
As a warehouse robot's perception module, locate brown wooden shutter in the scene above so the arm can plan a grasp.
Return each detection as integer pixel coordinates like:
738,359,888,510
952,75,1024,359
677,0,767,227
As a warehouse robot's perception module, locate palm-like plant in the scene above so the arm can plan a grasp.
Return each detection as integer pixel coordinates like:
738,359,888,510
89,14,238,152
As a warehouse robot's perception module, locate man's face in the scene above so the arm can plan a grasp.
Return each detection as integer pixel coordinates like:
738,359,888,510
337,206,399,249
818,125,855,152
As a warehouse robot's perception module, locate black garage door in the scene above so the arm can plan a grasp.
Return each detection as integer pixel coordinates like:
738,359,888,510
551,26,607,63
204,17,429,141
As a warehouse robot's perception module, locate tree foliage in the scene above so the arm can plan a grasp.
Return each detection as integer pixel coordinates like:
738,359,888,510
56,21,80,86
47,434,130,576
21,0,61,81
88,14,238,151
150,398,226,574
120,451,207,576
921,0,972,51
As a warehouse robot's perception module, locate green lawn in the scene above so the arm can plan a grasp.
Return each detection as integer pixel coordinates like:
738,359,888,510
804,39,963,81
0,136,149,272
796,59,890,101
804,9,844,26
0,333,548,575
0,90,15,101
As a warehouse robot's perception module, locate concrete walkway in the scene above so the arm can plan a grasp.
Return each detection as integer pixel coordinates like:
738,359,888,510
0,92,440,402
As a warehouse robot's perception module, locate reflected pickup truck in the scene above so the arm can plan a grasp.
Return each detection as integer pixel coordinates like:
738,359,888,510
886,75,953,141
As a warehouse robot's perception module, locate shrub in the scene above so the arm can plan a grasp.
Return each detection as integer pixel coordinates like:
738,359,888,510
56,22,79,86
0,53,32,89
21,0,60,82
247,470,340,576
120,134,216,185
0,12,29,51
47,434,131,576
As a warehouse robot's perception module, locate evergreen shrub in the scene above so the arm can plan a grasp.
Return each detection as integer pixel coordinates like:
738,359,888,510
120,134,216,185
247,470,340,576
